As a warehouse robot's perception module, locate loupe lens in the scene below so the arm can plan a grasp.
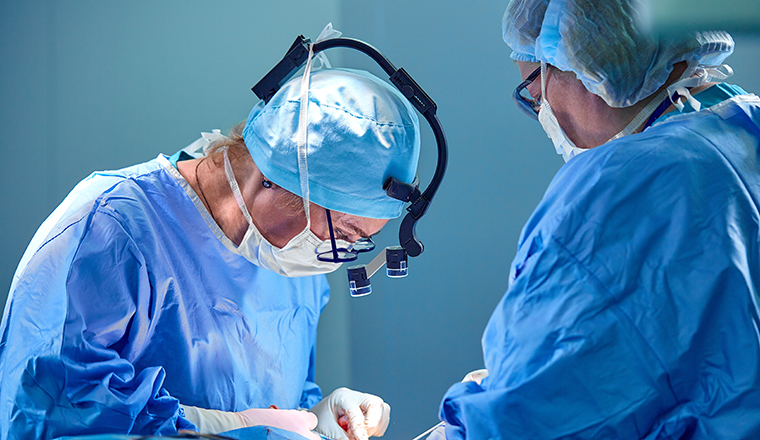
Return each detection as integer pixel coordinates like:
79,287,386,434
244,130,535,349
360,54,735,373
317,249,358,263
316,240,347,254
351,237,375,253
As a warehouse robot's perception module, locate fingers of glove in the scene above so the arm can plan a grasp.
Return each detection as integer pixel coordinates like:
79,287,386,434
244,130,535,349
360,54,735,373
237,408,320,440
359,399,390,437
371,403,390,436
343,404,370,440
461,369,488,385
317,388,390,440
323,388,366,440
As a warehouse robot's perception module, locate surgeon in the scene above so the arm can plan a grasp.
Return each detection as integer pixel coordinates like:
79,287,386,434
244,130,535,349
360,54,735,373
0,62,419,439
435,1,760,439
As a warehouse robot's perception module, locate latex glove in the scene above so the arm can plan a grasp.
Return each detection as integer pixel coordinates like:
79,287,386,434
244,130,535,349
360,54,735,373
461,368,488,385
419,370,489,440
309,387,390,440
426,423,447,440
181,404,319,440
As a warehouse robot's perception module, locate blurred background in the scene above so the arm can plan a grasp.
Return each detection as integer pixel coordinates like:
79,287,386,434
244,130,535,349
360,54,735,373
1,1,759,438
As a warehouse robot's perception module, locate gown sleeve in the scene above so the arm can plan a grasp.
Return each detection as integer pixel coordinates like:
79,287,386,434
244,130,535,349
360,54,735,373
299,277,330,409
439,99,760,439
11,207,196,437
299,344,322,409
439,234,678,439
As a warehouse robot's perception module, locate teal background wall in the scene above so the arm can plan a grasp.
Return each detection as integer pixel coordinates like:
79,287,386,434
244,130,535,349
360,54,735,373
2,1,760,439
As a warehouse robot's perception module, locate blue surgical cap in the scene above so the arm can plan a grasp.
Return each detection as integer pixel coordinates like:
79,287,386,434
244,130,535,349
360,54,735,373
502,0,735,107
243,68,420,219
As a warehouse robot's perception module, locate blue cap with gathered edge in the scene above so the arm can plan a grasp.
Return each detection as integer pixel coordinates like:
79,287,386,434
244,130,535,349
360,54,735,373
502,0,734,107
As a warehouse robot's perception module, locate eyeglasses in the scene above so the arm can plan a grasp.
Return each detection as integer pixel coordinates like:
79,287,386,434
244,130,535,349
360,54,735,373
513,66,541,120
316,209,376,263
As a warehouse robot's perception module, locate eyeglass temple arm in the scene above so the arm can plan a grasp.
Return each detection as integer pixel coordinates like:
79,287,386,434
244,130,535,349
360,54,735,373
324,209,340,261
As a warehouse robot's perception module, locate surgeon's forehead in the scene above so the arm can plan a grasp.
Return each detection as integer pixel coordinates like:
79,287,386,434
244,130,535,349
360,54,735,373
339,215,386,239
516,60,540,80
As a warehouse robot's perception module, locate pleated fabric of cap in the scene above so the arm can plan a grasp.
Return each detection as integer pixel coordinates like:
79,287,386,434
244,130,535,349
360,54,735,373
502,0,734,107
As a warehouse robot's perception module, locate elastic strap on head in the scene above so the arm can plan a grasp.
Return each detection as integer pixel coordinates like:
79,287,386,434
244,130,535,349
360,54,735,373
297,42,316,228
295,23,344,229
223,149,255,226
540,61,548,102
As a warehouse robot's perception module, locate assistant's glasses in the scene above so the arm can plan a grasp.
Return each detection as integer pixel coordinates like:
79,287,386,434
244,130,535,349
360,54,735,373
513,66,541,120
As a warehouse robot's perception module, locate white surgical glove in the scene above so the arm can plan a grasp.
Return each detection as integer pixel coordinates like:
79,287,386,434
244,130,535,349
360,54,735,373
309,387,390,440
180,404,320,440
461,368,488,385
419,370,488,440
426,423,447,440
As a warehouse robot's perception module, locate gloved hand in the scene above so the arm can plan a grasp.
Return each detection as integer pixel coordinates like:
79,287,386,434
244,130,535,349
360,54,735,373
181,404,320,440
308,387,390,440
419,369,489,440
426,423,447,440
461,368,488,385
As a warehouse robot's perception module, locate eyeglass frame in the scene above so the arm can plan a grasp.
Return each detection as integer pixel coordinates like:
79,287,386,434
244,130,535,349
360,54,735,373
316,209,376,263
512,66,541,120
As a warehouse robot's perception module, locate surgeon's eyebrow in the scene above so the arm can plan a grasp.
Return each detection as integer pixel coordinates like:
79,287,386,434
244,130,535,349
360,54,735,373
342,221,374,239
350,225,373,239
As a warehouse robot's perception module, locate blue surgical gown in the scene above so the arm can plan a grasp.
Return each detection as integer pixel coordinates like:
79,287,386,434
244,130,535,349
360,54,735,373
440,90,760,439
0,153,329,439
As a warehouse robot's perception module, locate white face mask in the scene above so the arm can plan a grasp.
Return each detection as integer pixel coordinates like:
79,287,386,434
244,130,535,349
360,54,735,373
222,150,342,277
537,62,585,163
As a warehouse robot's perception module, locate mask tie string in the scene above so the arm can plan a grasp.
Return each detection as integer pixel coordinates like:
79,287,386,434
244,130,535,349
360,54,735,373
667,64,733,112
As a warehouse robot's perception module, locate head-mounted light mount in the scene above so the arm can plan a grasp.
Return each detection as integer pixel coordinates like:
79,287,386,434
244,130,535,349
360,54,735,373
252,35,448,295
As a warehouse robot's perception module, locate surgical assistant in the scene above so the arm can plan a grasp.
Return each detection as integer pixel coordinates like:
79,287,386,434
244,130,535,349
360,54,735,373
438,1,760,439
0,65,419,439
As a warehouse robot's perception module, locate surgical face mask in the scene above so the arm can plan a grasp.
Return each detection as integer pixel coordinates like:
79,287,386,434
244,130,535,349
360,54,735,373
537,62,584,163
222,150,342,277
